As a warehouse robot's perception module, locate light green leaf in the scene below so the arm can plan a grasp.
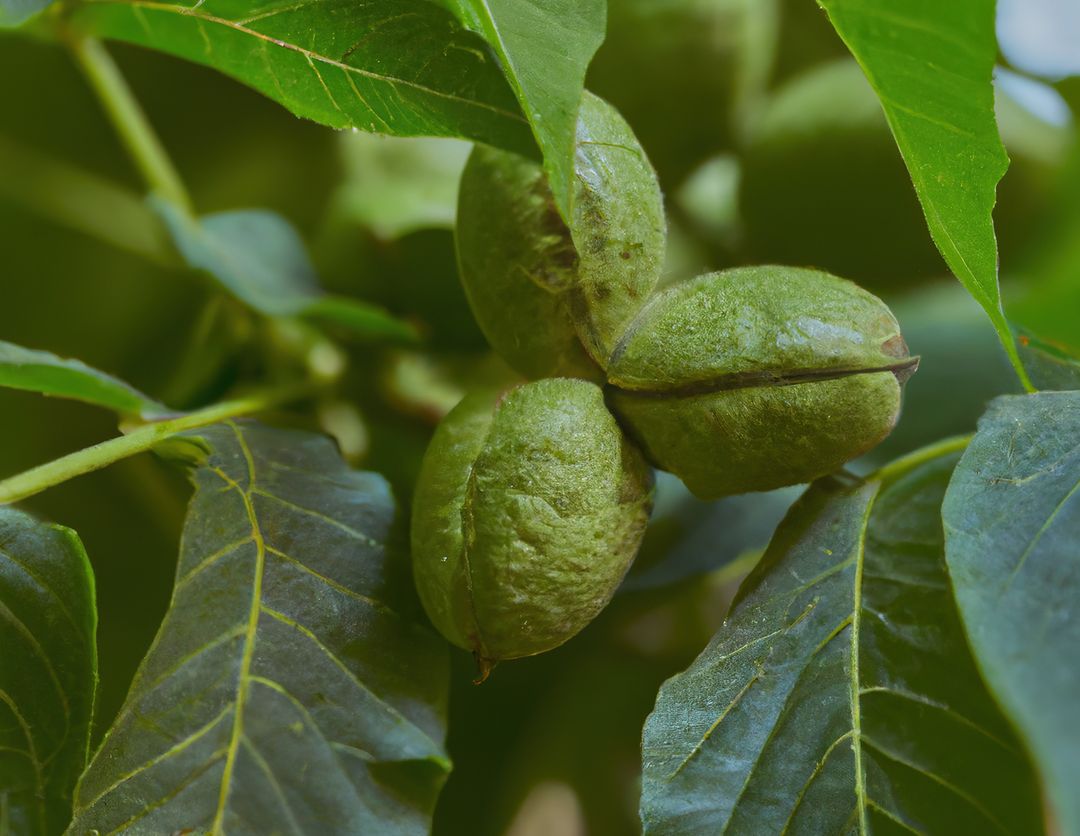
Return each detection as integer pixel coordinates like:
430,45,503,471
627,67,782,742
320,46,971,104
641,448,1043,834
155,201,418,342
943,392,1080,835
68,421,450,834
0,340,165,418
71,0,535,154
438,0,606,222
0,0,51,26
0,507,97,836
817,0,1032,389
335,132,471,239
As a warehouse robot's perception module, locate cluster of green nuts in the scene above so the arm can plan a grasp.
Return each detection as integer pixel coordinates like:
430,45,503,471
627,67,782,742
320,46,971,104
412,93,916,675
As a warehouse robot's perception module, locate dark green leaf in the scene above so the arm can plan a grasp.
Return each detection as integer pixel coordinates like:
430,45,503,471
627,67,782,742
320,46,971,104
0,507,97,836
817,0,1030,386
438,0,606,221
68,421,450,834
641,450,1043,834
943,392,1080,835
155,201,418,342
0,339,165,418
71,0,535,154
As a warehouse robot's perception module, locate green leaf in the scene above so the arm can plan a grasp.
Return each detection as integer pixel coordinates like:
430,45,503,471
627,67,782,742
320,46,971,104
0,507,97,836
335,133,471,239
943,392,1080,835
0,0,51,26
641,448,1043,834
71,0,535,155
437,0,606,222
0,339,165,418
817,0,1032,390
1016,328,1080,391
68,421,450,834
155,201,418,342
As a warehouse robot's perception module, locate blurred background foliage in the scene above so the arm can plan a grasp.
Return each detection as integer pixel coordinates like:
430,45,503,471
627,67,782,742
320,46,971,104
0,0,1077,832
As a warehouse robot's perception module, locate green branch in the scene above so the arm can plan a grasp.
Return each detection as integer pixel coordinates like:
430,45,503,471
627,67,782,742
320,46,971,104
0,386,311,505
66,35,193,213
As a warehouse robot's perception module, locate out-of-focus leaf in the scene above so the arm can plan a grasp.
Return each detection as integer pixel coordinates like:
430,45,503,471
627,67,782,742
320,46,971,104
641,451,1043,834
0,339,165,418
69,421,451,834
622,471,797,592
867,282,1020,465
818,0,1030,386
1016,328,1080,390
0,0,50,26
156,201,418,342
0,133,171,263
72,0,535,154
335,133,471,239
943,392,1080,835
0,507,97,836
438,0,606,222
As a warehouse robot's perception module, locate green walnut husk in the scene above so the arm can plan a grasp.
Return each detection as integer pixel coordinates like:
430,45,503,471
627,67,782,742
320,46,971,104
411,378,653,673
606,266,917,499
455,92,666,381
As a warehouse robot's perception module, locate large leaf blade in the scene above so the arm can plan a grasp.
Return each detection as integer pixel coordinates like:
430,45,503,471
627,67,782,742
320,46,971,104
943,392,1080,836
817,0,1030,387
72,0,535,155
68,422,450,834
438,0,606,221
0,508,97,836
641,451,1043,834
0,339,164,418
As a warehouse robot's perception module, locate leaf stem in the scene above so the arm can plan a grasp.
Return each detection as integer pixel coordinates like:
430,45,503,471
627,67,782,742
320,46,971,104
0,385,312,506
868,434,972,487
66,35,193,213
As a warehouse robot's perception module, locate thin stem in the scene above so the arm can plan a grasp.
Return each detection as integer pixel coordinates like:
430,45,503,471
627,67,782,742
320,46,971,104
0,386,311,506
66,35,193,213
869,434,972,487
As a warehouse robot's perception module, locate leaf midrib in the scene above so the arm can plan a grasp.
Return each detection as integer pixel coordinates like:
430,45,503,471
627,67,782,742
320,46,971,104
210,421,265,834
85,0,529,122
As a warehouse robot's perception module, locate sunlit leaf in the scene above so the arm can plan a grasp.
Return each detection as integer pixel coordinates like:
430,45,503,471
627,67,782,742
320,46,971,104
641,450,1043,834
68,421,451,834
438,0,606,221
0,339,165,418
943,392,1080,835
156,201,418,342
0,507,97,836
72,0,536,154
818,0,1031,387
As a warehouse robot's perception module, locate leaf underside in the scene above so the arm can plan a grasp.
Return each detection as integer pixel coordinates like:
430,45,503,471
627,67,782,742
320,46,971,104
154,201,417,341
817,0,1025,378
0,507,97,836
72,0,535,155
68,421,450,835
641,454,1042,835
944,392,1080,836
